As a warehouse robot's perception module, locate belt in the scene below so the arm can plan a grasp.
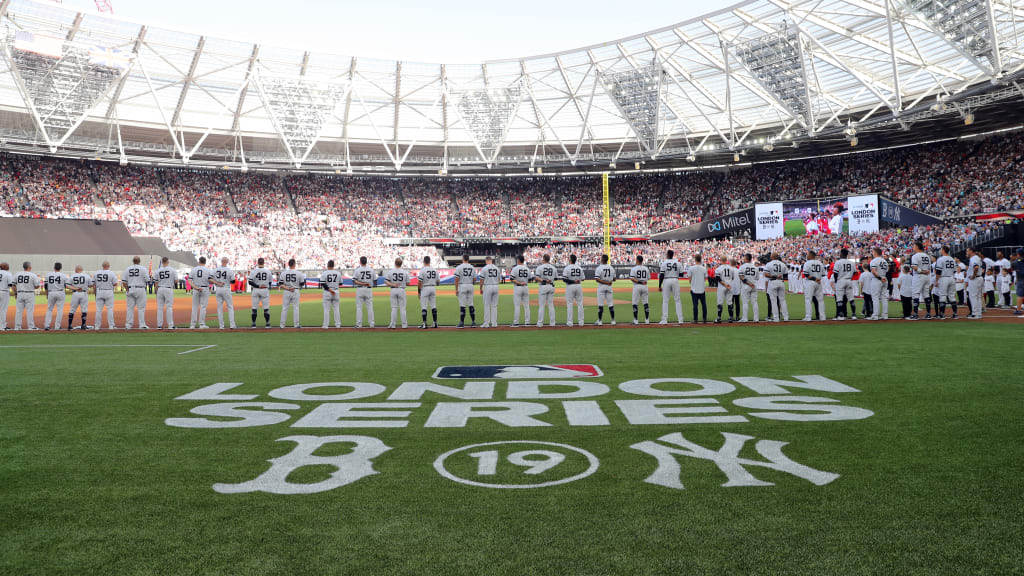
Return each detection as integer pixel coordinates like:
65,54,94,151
18,290,34,293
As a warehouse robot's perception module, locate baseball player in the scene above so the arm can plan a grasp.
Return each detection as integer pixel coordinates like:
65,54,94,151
802,250,825,321
67,265,92,330
688,254,708,323
535,254,557,327
764,253,789,322
594,254,616,326
629,255,650,324
658,249,684,324
509,254,532,328
713,258,737,323
479,256,501,328
738,254,759,322
910,242,933,320
189,256,213,329
0,262,11,331
965,247,984,319
13,261,40,330
833,249,857,320
122,256,150,330
418,255,439,329
248,257,273,328
212,257,237,330
279,259,306,329
43,263,69,331
154,257,178,330
320,260,342,329
562,254,584,327
934,246,957,319
869,248,890,320
454,254,477,329
92,262,118,330
353,256,376,329
385,257,409,329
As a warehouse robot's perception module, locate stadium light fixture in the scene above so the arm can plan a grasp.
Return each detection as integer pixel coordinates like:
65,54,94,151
252,71,347,169
732,24,814,133
964,112,975,125
901,0,1002,74
600,60,666,157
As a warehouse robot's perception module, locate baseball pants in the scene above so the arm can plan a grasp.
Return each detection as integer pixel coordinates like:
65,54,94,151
156,287,174,328
251,288,270,310
355,287,374,328
457,285,475,308
323,292,341,328
45,292,65,330
912,275,932,303
938,277,956,305
512,286,530,326
69,292,88,324
280,290,301,328
661,278,683,323
716,283,733,309
768,280,788,321
389,288,407,328
565,284,584,326
126,287,148,329
835,279,854,317
0,290,7,330
740,285,759,321
94,290,116,329
871,280,890,319
14,292,35,329
803,280,823,320
420,286,437,312
536,285,556,326
967,277,983,317
482,285,499,327
215,288,236,329
191,287,210,328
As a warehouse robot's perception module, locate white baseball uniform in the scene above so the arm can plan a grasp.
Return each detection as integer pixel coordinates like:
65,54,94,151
659,258,683,323
562,263,584,326
738,262,760,322
13,270,40,330
834,258,857,310
122,264,150,329
802,259,825,321
249,267,272,311
934,255,956,305
869,257,890,319
480,263,501,328
353,266,376,328
418,266,438,312
535,263,557,327
68,272,92,327
0,269,12,330
966,255,983,317
92,269,118,329
509,264,532,326
44,271,69,330
764,260,789,322
629,265,650,306
279,269,306,328
387,267,409,329
714,264,737,310
454,263,476,308
213,265,237,329
155,266,178,329
594,263,615,309
911,252,933,303
189,265,213,328
320,269,342,328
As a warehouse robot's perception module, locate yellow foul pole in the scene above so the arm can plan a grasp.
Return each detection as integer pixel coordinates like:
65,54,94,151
602,173,610,257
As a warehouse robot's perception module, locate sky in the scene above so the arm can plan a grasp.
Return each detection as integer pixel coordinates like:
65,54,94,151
61,0,737,63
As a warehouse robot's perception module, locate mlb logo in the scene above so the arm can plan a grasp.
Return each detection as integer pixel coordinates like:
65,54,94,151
433,364,604,379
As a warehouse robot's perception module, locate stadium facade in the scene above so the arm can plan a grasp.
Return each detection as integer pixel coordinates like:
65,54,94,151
0,0,1022,175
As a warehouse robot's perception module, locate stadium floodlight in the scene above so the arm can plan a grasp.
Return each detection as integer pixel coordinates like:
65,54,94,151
600,61,666,157
451,84,522,168
732,24,813,133
3,31,130,152
901,0,1002,74
253,70,347,168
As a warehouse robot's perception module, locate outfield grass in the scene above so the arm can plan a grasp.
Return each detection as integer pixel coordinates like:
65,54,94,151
1,322,1021,575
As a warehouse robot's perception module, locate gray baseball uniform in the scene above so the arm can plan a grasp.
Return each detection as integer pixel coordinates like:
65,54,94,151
213,265,236,329
765,259,789,321
68,272,92,326
935,255,956,304
0,270,11,330
353,266,376,328
387,267,409,329
13,270,39,330
155,266,178,329
738,262,759,322
659,258,683,323
249,267,272,311
594,264,615,309
44,271,69,330
454,263,476,307
419,266,438,312
480,263,501,328
279,269,306,328
630,265,650,306
562,263,584,326
911,252,933,301
320,269,342,328
92,269,118,329
869,257,890,319
509,264,532,326
122,264,150,329
966,255,983,317
189,265,213,328
802,259,825,320
535,263,557,327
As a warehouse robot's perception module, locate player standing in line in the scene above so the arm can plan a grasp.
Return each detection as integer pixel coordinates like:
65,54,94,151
0,263,11,331
122,257,150,330
764,253,789,322
658,249,684,324
353,256,376,329
869,248,890,320
454,254,477,329
278,259,306,329
418,256,439,329
562,254,585,327
910,242,933,320
535,254,557,327
67,266,92,330
934,246,957,319
758,259,773,320
713,258,736,323
248,257,273,328
833,249,857,320
802,250,825,321
738,254,759,323
479,256,501,328
212,257,237,330
509,254,532,328
43,263,69,331
13,262,40,330
92,262,118,330
594,254,616,326
965,247,984,319
154,257,177,330
629,255,650,324
688,254,708,323
320,260,342,329
189,257,213,330
386,257,409,329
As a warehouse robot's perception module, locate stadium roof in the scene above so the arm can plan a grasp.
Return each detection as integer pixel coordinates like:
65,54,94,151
0,0,1022,173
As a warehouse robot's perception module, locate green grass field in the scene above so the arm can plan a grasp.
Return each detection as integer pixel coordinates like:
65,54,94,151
2,295,1022,575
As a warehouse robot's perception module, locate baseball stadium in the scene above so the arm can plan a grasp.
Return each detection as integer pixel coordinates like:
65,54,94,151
1,0,1023,573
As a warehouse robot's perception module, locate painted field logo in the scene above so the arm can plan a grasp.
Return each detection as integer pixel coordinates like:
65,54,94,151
433,364,603,379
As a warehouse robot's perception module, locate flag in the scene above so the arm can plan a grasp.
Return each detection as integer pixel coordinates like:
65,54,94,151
88,45,130,70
